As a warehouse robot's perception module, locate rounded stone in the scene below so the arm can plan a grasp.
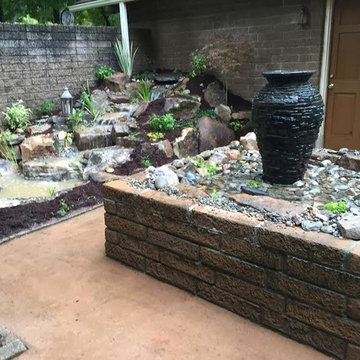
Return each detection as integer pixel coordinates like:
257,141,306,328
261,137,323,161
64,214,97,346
155,176,168,189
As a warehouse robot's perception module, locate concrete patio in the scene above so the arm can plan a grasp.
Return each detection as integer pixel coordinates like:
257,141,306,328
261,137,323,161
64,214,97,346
0,207,331,360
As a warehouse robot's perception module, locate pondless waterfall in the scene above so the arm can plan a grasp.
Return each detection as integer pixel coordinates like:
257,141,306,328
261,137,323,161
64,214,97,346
253,71,324,185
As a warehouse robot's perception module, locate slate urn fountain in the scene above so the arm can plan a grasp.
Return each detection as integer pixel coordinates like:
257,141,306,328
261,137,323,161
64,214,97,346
252,70,324,185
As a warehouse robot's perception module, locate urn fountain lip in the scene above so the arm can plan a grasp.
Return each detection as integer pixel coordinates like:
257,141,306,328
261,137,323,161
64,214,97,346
263,70,316,84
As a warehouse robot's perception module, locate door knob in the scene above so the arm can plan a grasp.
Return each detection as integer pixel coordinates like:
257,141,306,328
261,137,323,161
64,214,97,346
328,83,334,89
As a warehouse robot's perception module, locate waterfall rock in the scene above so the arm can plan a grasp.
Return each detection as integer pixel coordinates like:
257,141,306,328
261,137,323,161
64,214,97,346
173,128,199,158
20,135,57,162
74,126,113,151
104,72,130,92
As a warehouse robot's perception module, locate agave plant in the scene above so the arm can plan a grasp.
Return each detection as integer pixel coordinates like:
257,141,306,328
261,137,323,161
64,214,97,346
114,38,137,77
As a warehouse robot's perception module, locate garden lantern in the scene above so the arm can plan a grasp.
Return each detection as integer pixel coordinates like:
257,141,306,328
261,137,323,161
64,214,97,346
61,87,73,116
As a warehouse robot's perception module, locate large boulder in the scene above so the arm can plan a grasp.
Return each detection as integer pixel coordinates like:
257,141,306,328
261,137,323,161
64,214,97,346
204,81,226,107
173,128,199,158
198,116,235,152
104,72,130,92
141,140,174,159
20,135,56,162
22,156,83,181
91,89,110,114
164,96,201,123
74,126,113,151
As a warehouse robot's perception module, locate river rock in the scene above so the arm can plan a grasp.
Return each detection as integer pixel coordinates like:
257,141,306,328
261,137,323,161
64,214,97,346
240,132,259,151
164,96,201,122
215,104,231,123
173,128,199,158
20,135,57,162
104,72,130,92
301,220,323,232
203,81,226,107
154,165,179,187
198,116,235,152
337,214,360,240
22,156,83,181
74,126,113,151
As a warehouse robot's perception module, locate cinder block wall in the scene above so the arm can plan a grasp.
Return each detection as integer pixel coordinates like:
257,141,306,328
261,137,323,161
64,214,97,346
0,23,149,114
103,179,360,360
128,0,326,101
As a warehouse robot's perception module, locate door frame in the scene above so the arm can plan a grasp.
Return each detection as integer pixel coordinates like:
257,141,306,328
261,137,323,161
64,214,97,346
316,0,335,148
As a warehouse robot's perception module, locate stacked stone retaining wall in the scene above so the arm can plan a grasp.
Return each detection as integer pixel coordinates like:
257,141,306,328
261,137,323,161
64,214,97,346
103,179,360,360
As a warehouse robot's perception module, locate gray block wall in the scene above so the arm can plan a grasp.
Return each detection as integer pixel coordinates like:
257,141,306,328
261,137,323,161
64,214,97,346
0,23,150,115
128,0,326,101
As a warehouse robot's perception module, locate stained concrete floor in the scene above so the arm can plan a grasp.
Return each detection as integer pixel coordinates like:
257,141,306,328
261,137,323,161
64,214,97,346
0,207,331,360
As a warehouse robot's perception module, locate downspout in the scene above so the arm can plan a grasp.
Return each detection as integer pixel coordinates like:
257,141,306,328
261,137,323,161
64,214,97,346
119,1,130,54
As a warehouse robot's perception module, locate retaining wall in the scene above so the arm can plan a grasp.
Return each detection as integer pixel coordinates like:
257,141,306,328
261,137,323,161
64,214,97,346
0,23,150,114
103,178,360,360
127,0,326,101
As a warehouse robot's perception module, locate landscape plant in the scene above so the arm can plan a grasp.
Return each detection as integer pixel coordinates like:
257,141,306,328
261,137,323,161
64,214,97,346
141,158,152,167
2,101,32,131
68,108,85,132
80,81,100,121
321,200,347,214
56,199,71,217
230,120,243,132
147,132,165,142
190,50,209,78
0,130,17,168
36,99,55,116
95,64,115,81
114,38,137,77
246,180,261,189
192,157,218,176
150,113,176,132
135,80,152,102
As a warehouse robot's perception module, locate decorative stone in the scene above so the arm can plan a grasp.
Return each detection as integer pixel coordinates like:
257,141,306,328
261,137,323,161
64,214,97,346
25,123,51,136
240,132,259,151
226,149,241,161
215,104,231,123
97,112,128,126
154,165,179,187
142,140,174,159
232,111,251,120
203,81,226,107
337,214,360,240
155,176,168,189
74,126,113,151
198,117,235,152
133,102,149,119
108,94,130,104
173,128,199,158
111,123,130,143
164,96,201,122
301,220,323,232
20,135,57,162
104,72,130,92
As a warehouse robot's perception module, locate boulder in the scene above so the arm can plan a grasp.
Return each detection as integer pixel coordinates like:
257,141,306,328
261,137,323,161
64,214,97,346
74,126,113,151
232,111,251,120
164,96,201,122
111,123,130,143
125,82,140,93
108,94,130,104
204,81,226,107
173,77,190,95
337,153,360,172
104,72,130,92
338,214,360,240
91,89,110,114
198,116,235,152
173,128,199,158
215,104,231,123
88,171,121,183
240,132,259,151
142,140,174,159
22,156,83,181
25,124,51,136
97,112,128,126
0,160,16,177
133,102,149,119
20,135,57,162
116,136,142,148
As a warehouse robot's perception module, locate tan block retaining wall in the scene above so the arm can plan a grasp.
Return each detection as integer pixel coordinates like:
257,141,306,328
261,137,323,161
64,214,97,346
103,179,360,360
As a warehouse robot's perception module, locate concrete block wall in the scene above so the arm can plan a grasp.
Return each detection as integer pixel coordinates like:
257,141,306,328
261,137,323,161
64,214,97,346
0,23,149,115
103,179,360,360
128,0,326,101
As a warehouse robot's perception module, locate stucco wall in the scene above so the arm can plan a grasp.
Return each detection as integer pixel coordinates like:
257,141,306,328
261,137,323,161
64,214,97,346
128,0,326,101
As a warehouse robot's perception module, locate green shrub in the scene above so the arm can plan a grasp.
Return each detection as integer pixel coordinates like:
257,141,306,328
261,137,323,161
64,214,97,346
114,38,137,77
56,199,71,217
36,100,55,116
190,50,209,78
2,101,32,131
95,65,115,81
150,113,176,132
80,81,100,121
321,200,347,214
230,120,243,132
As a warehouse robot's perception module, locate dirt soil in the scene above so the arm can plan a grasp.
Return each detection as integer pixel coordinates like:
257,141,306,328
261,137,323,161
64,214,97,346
0,182,103,240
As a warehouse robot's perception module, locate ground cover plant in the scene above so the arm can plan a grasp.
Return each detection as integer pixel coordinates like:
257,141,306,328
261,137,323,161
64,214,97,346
2,101,32,131
150,113,176,132
95,65,115,81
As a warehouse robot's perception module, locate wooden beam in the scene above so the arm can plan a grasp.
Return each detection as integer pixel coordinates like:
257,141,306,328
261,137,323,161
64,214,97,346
68,0,138,12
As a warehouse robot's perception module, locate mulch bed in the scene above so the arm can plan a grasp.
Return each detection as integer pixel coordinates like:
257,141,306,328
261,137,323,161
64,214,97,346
0,182,103,240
